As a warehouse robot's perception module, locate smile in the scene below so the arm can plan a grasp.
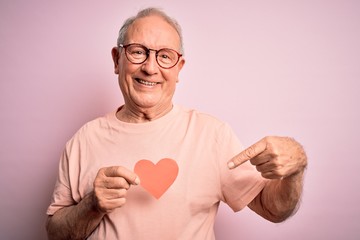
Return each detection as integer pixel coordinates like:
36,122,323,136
135,78,159,86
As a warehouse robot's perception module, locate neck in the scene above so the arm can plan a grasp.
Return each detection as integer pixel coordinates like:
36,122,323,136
116,104,173,123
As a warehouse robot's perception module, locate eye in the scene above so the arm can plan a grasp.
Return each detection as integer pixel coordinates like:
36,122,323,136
127,45,148,59
159,53,171,59
158,49,175,63
130,48,146,56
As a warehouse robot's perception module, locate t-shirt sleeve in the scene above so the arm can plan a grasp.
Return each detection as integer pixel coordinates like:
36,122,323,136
217,123,267,212
46,145,76,216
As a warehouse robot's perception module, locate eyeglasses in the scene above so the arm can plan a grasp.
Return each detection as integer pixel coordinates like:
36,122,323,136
119,43,183,69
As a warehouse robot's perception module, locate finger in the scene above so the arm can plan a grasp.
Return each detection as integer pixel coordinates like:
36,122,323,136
261,171,284,180
250,153,275,166
102,177,131,189
102,188,128,200
255,161,274,173
97,197,127,213
228,138,267,169
103,166,140,185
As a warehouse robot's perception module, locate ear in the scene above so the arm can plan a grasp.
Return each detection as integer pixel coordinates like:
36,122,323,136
111,47,120,74
178,57,185,71
176,58,185,83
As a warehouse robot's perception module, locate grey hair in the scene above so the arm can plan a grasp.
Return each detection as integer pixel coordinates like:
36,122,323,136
116,7,184,54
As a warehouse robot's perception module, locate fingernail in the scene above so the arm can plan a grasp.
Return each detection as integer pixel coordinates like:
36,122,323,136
134,177,140,185
228,162,235,169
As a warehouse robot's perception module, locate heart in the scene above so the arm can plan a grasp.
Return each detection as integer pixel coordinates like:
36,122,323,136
134,158,179,199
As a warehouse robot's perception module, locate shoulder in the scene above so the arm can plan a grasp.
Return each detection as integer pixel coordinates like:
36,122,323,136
175,105,234,140
65,111,115,147
177,105,226,127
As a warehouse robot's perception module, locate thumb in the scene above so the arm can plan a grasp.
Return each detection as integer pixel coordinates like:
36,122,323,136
103,166,140,185
227,139,267,169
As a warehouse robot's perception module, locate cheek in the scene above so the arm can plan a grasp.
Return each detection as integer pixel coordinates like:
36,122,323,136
117,68,132,92
162,69,180,83
118,64,137,82
165,76,179,97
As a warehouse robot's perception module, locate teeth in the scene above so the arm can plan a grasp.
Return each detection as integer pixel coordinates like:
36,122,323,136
138,79,157,86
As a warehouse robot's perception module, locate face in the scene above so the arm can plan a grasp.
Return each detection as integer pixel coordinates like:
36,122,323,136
112,15,185,117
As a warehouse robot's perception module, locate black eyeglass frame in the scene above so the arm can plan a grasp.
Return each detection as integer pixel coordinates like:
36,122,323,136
119,43,183,69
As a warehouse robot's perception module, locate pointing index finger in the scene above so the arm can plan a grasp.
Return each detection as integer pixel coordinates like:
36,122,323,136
228,138,267,169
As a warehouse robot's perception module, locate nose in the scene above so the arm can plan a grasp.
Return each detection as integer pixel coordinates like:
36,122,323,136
141,50,159,75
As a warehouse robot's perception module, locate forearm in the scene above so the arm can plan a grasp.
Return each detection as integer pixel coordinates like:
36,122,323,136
249,170,305,223
46,192,105,240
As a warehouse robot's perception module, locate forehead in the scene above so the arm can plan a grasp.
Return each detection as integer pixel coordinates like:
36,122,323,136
126,15,180,50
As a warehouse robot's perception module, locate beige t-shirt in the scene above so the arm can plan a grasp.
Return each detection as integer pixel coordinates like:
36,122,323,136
47,105,266,239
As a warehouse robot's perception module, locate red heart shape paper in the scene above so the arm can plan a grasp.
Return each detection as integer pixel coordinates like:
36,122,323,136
134,158,178,199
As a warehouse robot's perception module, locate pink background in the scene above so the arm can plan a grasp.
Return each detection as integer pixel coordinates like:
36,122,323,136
1,0,359,239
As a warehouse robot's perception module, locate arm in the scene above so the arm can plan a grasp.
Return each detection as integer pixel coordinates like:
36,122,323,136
46,193,105,240
46,166,140,240
248,170,305,222
228,136,307,222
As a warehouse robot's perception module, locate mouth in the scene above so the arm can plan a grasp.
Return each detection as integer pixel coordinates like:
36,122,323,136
135,78,160,86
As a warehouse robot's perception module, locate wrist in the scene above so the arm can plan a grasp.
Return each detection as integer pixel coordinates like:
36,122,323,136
85,192,107,216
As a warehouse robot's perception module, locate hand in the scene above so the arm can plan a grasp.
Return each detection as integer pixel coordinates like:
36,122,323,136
228,136,307,179
93,166,140,213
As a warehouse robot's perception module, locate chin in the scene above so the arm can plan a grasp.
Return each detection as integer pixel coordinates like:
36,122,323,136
134,99,162,109
133,95,163,107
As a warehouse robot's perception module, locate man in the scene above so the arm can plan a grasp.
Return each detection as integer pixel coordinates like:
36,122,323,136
46,7,307,240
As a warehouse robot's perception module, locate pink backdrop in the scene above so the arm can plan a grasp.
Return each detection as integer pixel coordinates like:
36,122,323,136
1,0,359,239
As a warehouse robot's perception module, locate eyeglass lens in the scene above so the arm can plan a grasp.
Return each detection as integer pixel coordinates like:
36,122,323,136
124,44,180,68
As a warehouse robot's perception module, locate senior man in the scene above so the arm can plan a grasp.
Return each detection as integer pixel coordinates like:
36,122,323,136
46,7,307,240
